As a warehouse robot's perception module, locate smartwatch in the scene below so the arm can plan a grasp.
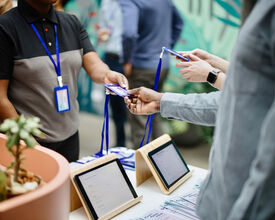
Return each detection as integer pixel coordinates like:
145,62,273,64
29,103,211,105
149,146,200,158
207,69,221,86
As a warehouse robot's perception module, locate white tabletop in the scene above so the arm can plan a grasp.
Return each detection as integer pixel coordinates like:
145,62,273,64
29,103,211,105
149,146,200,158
69,165,207,220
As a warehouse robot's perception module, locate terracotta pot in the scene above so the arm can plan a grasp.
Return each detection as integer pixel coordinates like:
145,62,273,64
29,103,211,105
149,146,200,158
0,134,70,220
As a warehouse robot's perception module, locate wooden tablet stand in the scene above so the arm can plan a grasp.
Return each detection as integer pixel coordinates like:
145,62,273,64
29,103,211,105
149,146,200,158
70,154,143,220
135,134,192,195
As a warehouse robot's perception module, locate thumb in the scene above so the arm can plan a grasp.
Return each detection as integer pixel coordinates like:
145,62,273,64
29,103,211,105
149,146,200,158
128,88,140,96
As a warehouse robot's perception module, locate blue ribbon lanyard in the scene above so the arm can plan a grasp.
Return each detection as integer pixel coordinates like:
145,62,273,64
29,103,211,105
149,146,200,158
139,49,164,148
96,93,110,157
31,24,63,87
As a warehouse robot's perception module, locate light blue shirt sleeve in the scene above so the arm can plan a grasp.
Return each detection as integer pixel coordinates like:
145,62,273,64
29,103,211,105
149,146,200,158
160,91,220,126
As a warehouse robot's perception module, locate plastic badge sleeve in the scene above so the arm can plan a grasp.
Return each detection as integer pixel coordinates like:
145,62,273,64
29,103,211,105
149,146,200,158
104,84,133,97
163,47,189,62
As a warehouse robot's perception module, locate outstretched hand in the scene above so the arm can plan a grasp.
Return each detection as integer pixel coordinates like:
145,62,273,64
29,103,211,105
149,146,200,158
104,71,129,90
125,87,163,115
176,54,213,82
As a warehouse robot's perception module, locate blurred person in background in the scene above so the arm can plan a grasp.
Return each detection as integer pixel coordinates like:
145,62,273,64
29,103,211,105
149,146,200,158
0,0,128,162
126,0,275,219
55,0,100,113
0,0,12,15
97,0,127,147
120,0,183,148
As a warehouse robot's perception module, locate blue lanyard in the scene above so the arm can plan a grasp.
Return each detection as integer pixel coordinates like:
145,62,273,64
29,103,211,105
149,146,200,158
96,94,110,157
139,53,163,148
31,24,61,78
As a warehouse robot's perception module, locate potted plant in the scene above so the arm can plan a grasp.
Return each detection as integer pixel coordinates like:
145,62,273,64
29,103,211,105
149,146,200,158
0,115,70,220
0,115,45,198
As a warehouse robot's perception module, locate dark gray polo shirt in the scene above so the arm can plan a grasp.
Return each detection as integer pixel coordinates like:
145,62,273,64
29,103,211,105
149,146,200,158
0,0,94,142
160,0,275,219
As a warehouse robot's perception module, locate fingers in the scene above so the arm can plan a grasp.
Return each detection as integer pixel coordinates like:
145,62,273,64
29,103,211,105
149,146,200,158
176,62,192,68
127,88,140,96
189,54,200,61
119,75,129,90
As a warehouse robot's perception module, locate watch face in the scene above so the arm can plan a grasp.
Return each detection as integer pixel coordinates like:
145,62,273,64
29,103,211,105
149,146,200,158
207,70,218,84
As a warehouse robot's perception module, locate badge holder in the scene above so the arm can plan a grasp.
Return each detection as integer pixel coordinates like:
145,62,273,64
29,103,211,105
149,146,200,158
135,134,193,195
54,84,70,113
70,154,143,220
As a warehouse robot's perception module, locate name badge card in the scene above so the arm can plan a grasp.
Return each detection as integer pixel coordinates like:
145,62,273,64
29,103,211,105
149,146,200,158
104,84,133,97
71,154,143,220
54,85,70,113
135,134,192,195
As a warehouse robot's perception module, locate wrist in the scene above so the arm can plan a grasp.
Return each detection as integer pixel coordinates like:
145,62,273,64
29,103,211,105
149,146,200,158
154,93,164,112
207,68,221,86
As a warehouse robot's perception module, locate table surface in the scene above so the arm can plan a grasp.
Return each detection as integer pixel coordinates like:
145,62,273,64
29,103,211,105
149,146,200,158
69,165,208,220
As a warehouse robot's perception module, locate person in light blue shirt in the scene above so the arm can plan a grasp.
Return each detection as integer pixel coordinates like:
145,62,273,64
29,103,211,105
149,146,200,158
120,0,183,148
126,0,275,218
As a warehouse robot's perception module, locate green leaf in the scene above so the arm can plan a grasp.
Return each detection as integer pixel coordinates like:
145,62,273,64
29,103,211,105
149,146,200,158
214,15,240,27
19,129,29,139
0,170,7,202
24,136,36,148
215,0,240,19
6,134,20,150
17,114,26,125
10,125,19,134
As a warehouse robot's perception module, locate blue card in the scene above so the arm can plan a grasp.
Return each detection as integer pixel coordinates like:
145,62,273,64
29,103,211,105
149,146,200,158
54,85,71,113
104,84,133,97
163,47,190,62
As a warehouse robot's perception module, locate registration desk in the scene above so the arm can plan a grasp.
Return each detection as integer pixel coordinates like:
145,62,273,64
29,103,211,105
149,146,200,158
69,165,207,220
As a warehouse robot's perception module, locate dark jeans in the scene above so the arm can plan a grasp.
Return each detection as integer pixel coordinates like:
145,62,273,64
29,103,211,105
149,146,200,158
37,131,79,162
104,53,127,147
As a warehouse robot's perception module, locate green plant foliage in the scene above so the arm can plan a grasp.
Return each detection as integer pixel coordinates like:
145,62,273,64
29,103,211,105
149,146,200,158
0,170,7,202
0,115,44,182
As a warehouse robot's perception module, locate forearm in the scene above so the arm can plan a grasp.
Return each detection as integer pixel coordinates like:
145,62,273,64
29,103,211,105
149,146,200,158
83,52,110,84
0,98,18,122
160,91,220,126
209,54,229,73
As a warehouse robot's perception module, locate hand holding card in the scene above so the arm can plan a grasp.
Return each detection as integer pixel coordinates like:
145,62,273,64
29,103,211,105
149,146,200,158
104,84,133,97
162,47,189,62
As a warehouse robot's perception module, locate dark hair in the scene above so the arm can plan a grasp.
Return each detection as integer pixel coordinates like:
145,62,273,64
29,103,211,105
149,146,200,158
241,0,258,24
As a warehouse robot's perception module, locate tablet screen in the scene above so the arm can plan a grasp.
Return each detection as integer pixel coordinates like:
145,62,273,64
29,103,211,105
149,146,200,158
148,141,189,189
74,159,137,219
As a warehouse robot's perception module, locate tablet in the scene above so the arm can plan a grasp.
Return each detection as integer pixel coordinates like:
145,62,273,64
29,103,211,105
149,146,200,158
73,158,138,219
148,141,190,189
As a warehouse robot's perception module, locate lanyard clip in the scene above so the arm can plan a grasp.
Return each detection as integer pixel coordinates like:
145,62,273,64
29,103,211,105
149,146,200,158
57,76,63,88
160,47,165,59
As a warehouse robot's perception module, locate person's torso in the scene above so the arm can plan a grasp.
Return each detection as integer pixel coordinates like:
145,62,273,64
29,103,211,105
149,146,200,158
0,5,84,142
197,0,275,219
131,0,175,69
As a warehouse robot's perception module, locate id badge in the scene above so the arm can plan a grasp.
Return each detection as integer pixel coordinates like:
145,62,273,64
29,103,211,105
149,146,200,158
54,85,71,113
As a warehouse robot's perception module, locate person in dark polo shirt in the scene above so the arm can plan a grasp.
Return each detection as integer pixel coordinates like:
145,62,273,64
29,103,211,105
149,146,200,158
0,0,128,162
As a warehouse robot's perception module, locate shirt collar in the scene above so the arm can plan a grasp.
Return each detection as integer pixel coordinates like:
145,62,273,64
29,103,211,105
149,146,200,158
18,0,58,24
